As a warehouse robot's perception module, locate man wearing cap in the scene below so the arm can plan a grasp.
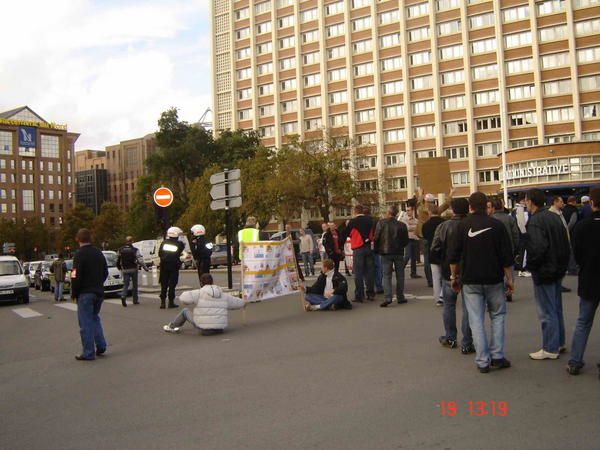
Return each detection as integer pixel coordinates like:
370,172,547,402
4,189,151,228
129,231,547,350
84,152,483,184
191,224,212,283
158,227,186,309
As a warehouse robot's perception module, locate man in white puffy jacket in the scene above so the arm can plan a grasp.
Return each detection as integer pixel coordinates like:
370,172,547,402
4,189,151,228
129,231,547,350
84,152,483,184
163,274,245,335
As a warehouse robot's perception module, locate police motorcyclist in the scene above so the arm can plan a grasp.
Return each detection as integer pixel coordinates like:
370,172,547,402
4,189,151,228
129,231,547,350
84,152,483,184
117,236,149,307
158,227,185,309
190,224,212,283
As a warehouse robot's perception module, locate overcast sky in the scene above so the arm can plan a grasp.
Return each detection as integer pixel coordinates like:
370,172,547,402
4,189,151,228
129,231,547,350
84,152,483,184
0,0,212,150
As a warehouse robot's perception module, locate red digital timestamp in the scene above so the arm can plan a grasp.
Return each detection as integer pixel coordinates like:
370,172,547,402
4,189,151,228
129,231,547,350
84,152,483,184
439,401,509,417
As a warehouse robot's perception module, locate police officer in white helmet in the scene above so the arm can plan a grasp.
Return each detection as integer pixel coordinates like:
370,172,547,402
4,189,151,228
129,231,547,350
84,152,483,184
190,224,212,284
158,226,185,309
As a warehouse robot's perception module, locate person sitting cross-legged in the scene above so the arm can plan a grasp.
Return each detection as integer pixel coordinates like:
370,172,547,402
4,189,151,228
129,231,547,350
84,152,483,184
299,259,353,311
163,273,245,335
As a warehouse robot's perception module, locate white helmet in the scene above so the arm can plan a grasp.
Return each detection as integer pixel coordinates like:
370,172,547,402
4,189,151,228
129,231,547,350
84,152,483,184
167,226,183,238
191,224,206,236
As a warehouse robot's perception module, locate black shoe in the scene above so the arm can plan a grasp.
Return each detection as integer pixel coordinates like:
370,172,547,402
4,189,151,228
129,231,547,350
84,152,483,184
397,298,407,304
380,300,392,307
439,336,457,348
410,274,422,279
121,298,127,307
461,345,476,355
566,365,581,375
96,348,106,356
75,355,94,361
479,365,490,374
160,301,166,309
133,301,140,305
427,283,433,288
491,358,511,369
506,294,513,302
168,303,179,309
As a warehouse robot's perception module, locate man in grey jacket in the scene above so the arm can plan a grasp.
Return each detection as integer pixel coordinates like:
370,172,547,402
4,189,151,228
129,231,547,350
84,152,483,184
117,236,149,307
492,198,519,302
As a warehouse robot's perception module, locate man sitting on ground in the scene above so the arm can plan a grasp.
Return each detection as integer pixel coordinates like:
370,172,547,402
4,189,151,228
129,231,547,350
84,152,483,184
299,259,352,311
163,273,245,335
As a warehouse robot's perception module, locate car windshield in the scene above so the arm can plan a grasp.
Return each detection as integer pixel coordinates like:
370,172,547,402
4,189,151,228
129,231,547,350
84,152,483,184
65,260,73,270
0,261,22,276
103,252,117,267
41,262,52,271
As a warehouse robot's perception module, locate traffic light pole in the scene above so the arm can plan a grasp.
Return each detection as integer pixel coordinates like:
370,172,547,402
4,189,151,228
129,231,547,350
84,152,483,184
224,170,233,290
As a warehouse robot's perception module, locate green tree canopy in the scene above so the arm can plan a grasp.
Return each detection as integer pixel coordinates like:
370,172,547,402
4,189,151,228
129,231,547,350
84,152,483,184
61,203,95,250
92,202,126,249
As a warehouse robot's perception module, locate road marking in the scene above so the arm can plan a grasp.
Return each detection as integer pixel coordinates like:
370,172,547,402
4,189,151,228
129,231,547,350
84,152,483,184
55,303,78,311
12,307,43,318
105,299,123,305
416,295,434,300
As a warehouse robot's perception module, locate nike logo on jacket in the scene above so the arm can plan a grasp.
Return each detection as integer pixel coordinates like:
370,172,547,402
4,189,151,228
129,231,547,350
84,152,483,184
467,227,492,238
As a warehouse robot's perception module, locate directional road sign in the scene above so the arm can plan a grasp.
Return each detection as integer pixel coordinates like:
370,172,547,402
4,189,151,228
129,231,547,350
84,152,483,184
210,179,241,200
210,196,242,211
210,169,240,185
153,187,174,207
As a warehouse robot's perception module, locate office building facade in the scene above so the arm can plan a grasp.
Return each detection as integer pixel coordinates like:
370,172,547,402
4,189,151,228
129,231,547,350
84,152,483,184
211,0,600,210
0,106,77,226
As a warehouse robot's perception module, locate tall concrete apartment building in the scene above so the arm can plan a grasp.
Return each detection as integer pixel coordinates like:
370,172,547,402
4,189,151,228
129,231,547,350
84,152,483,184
0,106,77,226
211,0,600,210
75,150,108,214
105,134,157,210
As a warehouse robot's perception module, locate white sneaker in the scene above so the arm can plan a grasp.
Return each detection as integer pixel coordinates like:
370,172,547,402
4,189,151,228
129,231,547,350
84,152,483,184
518,271,532,278
163,324,180,333
529,349,559,360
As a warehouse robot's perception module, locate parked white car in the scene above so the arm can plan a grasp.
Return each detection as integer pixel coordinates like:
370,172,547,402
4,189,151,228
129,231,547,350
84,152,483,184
0,256,29,304
102,251,124,296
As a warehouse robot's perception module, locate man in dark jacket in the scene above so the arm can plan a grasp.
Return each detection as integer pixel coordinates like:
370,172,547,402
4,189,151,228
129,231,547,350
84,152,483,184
159,227,186,309
190,224,212,283
431,198,474,353
492,197,519,302
448,192,514,373
567,187,600,376
374,204,409,307
117,236,149,307
300,259,352,311
423,205,445,303
322,222,343,272
71,229,109,361
343,204,375,302
50,253,68,302
524,189,571,360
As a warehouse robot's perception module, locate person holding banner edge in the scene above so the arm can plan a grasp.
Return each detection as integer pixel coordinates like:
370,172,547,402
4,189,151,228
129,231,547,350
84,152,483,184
299,259,352,311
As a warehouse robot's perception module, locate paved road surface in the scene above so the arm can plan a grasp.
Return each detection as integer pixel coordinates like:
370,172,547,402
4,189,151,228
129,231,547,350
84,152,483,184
1,268,599,449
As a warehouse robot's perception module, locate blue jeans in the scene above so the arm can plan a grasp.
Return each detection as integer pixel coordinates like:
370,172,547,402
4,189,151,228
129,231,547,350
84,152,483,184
353,246,375,300
121,271,139,302
423,239,432,285
533,280,565,353
305,293,345,310
373,253,383,291
442,280,472,346
77,292,107,359
381,254,405,301
403,240,418,277
54,281,64,300
462,283,506,368
569,297,600,369
301,252,314,276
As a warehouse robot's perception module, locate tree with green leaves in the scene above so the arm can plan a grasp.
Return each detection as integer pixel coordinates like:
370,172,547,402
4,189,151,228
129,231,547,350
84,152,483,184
60,203,95,250
126,176,164,240
92,202,126,249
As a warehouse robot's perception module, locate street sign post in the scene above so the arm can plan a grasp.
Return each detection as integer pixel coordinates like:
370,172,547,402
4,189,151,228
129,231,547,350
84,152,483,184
209,169,242,289
153,187,174,208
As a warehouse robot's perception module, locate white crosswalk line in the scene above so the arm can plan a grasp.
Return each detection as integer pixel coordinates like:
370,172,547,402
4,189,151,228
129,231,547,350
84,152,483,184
12,307,43,318
105,299,123,305
55,303,78,311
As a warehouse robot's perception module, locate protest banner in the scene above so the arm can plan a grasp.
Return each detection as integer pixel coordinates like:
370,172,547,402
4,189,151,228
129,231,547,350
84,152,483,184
415,156,452,195
240,237,301,304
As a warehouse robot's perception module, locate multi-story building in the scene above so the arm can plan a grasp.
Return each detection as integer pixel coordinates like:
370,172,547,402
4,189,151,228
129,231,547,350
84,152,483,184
0,106,77,226
105,134,157,210
74,150,108,215
211,0,600,212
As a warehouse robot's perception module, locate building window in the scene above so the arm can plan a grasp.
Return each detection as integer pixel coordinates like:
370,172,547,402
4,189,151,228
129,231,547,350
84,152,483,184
473,90,500,106
506,58,533,74
353,39,373,54
576,18,600,36
407,2,429,18
0,131,12,155
445,146,468,160
328,68,346,82
22,190,34,211
408,26,430,42
257,62,273,75
439,45,463,61
582,103,600,119
379,10,400,25
577,47,600,64
358,180,378,193
545,135,574,144
304,96,321,109
354,86,374,100
539,25,568,42
330,91,348,104
505,31,532,49
358,133,376,146
352,0,371,8
438,19,461,36
238,109,252,121
508,85,535,100
537,0,565,15
545,107,574,123
477,142,501,157
475,117,501,130
280,57,296,71
357,156,377,170
387,177,408,191
411,75,432,90
326,1,344,15
510,138,539,149
330,114,348,127
441,69,464,85
258,83,274,95
575,0,600,8
301,8,318,22
305,118,323,130
412,100,435,114
354,62,373,77
382,81,403,95
259,104,274,117
443,121,468,135
451,172,469,186
327,23,345,38
256,42,272,54
355,109,376,123
380,33,401,48
235,7,249,20
236,27,250,39
383,105,404,119
543,79,571,96
442,95,465,110
470,12,494,29
302,30,319,43
437,0,460,10
478,170,501,183
352,16,372,31
471,38,496,54
303,74,320,87
259,126,275,137
383,129,405,143
381,57,402,72
409,51,431,66
237,67,251,80
327,45,346,60
278,15,295,29
255,2,270,14
510,112,537,127
385,153,406,167
412,125,435,139
279,36,295,49
237,47,250,59
41,135,59,158
503,5,529,23
282,122,298,135
579,74,600,91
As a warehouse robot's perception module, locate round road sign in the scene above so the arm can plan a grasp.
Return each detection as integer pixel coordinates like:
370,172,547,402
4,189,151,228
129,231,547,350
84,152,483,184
153,187,174,207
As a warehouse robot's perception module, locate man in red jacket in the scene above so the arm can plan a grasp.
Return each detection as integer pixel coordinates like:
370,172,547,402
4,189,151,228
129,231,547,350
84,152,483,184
343,204,375,302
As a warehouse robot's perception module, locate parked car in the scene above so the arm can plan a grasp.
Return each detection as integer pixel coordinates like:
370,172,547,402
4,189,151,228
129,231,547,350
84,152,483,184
25,261,43,287
50,259,73,295
269,229,320,261
0,256,29,304
102,251,124,297
133,239,158,267
210,243,230,268
34,261,53,291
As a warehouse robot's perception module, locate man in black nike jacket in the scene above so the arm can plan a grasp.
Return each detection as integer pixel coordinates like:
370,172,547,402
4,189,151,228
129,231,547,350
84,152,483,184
448,192,514,373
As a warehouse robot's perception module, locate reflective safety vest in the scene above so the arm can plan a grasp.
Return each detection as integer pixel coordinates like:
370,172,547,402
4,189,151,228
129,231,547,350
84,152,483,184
238,227,260,259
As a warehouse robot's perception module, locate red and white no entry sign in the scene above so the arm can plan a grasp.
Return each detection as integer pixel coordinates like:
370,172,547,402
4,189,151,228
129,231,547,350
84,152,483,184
153,187,174,207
